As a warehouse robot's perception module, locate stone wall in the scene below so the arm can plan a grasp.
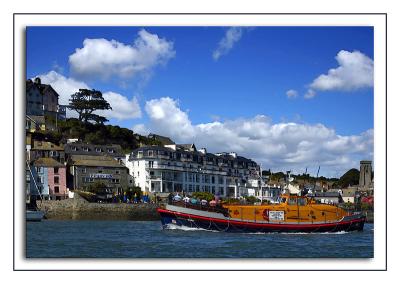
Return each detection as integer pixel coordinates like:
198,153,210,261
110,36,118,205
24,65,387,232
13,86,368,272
36,194,160,221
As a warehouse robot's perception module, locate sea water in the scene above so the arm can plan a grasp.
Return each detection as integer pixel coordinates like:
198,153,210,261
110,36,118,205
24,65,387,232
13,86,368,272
26,220,373,258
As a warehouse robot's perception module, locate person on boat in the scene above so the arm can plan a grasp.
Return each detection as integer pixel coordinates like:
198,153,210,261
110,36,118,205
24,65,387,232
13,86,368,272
173,193,182,202
183,196,190,203
201,199,208,206
168,192,173,203
209,200,217,207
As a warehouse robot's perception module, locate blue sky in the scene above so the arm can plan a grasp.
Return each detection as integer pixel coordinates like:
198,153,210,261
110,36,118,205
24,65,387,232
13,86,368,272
26,26,374,177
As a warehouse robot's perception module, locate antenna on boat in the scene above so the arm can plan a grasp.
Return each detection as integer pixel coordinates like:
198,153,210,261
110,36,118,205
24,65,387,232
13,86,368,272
312,166,320,193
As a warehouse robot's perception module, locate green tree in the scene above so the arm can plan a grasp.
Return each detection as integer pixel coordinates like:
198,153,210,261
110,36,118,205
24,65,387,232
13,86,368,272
192,192,214,201
68,89,112,124
87,181,108,195
245,196,260,204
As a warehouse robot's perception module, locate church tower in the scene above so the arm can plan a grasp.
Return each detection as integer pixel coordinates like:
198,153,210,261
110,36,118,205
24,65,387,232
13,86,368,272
359,160,372,188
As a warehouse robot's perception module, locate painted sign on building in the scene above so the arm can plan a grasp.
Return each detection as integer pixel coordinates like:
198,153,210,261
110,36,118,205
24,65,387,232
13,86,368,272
89,173,113,179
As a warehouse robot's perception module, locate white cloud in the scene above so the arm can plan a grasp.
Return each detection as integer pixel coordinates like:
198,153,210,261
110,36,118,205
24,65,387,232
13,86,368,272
37,71,141,121
286,89,298,99
38,71,89,118
309,50,374,92
69,29,175,81
213,27,244,60
132,123,149,135
143,97,196,140
138,97,373,177
304,89,316,99
97,92,141,121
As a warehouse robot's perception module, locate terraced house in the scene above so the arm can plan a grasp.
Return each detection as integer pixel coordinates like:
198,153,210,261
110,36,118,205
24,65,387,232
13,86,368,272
26,78,66,131
127,144,261,198
64,142,133,194
67,155,133,195
29,157,68,200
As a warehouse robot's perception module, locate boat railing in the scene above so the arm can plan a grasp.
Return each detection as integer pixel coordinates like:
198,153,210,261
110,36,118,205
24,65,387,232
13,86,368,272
168,200,229,216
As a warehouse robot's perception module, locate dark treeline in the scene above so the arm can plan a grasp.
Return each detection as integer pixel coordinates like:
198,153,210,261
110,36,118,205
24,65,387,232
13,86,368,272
34,118,163,154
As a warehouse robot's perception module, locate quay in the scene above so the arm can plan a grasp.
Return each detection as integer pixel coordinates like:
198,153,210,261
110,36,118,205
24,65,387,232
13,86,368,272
36,194,159,221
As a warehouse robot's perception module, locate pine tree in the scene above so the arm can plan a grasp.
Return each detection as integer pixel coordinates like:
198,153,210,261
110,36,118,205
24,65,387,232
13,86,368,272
68,89,112,124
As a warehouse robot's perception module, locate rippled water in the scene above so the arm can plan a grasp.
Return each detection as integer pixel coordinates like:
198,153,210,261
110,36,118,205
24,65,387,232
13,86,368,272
26,220,373,258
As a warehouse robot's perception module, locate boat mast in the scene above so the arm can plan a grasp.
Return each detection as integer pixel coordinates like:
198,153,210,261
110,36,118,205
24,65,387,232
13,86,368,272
26,160,43,206
312,166,320,194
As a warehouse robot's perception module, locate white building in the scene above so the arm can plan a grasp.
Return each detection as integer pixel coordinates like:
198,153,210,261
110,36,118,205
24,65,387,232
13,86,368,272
126,144,262,197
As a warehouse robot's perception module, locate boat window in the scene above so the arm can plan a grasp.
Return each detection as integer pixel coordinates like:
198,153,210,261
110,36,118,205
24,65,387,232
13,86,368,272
297,198,307,206
288,197,297,205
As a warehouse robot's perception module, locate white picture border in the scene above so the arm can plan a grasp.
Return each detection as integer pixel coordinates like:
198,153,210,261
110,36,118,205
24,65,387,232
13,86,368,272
14,13,386,271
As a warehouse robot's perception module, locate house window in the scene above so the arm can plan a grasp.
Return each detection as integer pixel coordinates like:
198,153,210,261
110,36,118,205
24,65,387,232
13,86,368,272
54,167,59,174
137,151,143,158
98,170,103,173
95,148,102,153
82,168,87,173
54,186,59,193
148,150,154,157
54,176,59,184
83,147,89,152
115,170,120,174
108,148,115,153
72,146,77,151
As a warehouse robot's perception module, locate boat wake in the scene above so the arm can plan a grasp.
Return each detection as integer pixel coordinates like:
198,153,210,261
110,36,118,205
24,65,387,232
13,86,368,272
163,224,350,234
164,224,218,232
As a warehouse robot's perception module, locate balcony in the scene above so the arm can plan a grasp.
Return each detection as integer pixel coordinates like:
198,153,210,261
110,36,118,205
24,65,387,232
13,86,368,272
146,163,227,175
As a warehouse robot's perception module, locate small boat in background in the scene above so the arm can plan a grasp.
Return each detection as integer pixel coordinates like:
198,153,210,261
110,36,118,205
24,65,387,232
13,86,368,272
26,209,45,222
157,194,366,233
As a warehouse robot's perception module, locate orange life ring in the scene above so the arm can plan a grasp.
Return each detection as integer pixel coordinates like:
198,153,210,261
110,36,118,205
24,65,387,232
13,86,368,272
262,209,269,221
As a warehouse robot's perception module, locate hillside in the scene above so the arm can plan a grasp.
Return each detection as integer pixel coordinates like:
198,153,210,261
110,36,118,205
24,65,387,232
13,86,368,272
32,118,164,153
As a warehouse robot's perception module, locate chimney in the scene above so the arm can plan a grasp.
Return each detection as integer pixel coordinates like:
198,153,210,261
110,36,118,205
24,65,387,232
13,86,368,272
34,77,41,85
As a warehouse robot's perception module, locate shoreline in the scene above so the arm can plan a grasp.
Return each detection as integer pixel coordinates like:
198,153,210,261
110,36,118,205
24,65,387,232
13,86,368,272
36,195,160,221
36,195,374,223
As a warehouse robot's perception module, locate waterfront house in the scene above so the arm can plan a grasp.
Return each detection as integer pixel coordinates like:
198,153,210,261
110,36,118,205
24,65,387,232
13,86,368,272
341,187,357,203
26,78,66,131
29,140,65,163
30,157,68,200
26,79,43,116
64,142,126,165
258,185,282,203
127,144,261,198
67,154,133,195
